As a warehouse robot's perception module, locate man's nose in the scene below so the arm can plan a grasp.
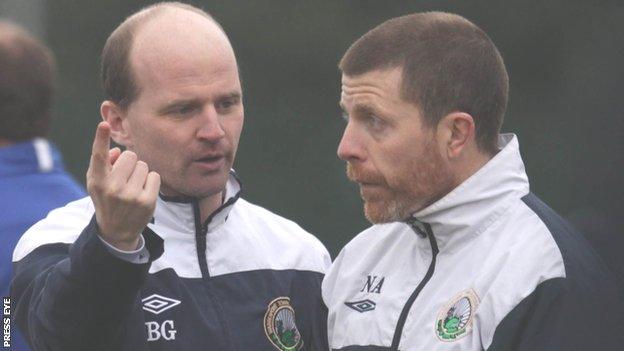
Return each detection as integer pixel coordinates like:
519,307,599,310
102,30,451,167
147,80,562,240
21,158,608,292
197,105,226,141
337,123,365,162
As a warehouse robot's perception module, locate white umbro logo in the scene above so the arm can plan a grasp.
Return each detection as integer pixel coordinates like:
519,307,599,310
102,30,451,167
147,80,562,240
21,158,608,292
142,294,181,315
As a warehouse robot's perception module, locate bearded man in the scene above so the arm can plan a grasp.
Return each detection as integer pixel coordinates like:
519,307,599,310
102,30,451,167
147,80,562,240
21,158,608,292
323,12,623,351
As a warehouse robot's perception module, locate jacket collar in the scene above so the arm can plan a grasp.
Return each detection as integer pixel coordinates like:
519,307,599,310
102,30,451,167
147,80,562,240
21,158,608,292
410,134,530,252
0,138,64,177
153,171,242,234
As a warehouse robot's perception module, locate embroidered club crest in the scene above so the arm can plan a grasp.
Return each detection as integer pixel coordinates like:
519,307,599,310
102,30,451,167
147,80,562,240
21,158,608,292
436,289,479,342
264,297,304,351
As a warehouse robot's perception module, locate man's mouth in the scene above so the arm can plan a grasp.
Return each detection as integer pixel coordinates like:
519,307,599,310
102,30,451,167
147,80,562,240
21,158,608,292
197,155,223,162
346,164,384,186
352,179,375,186
358,182,384,191
194,154,226,171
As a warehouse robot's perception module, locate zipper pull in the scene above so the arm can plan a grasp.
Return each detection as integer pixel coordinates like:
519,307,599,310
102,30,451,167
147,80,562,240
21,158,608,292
405,217,428,238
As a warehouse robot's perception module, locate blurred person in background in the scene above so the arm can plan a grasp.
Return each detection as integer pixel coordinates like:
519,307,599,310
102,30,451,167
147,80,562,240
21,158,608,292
10,2,329,351
0,19,85,351
323,12,623,350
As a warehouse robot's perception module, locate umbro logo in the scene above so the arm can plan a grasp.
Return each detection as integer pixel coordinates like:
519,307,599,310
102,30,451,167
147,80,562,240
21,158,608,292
345,299,376,313
142,294,181,315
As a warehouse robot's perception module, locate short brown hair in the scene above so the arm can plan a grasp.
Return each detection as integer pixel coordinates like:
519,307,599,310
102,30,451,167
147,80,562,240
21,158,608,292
0,20,55,141
101,2,218,110
340,12,509,154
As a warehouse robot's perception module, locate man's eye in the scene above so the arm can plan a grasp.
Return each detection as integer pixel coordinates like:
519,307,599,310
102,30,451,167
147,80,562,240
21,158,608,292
367,114,385,131
217,98,239,112
175,105,198,115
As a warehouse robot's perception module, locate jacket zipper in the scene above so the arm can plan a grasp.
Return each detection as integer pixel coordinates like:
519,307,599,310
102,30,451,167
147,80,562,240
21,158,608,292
192,200,210,278
390,219,440,350
191,200,236,350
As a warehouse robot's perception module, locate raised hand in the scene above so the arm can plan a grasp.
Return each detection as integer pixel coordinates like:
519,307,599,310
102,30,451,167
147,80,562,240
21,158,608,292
86,122,161,251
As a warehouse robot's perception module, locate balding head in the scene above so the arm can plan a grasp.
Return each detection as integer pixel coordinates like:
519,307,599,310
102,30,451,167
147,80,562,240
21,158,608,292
98,3,243,199
0,20,56,142
101,2,233,110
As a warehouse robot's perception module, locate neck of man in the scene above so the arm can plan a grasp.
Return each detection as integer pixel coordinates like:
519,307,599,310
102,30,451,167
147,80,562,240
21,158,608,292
159,184,225,224
198,191,225,223
0,139,14,147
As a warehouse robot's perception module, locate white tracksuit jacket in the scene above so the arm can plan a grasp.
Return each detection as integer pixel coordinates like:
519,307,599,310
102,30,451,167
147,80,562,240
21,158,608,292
11,173,331,351
322,134,623,351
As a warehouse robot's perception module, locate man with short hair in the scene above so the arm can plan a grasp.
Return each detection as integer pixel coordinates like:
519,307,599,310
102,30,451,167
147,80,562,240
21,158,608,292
11,3,329,350
323,12,623,350
0,20,85,351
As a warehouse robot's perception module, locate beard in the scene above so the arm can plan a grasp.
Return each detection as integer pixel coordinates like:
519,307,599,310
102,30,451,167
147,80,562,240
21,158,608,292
346,141,455,224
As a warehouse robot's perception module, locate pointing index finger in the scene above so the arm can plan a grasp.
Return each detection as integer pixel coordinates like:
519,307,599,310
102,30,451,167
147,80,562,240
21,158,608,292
89,122,112,177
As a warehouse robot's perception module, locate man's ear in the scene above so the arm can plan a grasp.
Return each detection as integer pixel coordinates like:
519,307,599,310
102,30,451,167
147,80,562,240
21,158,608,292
100,101,132,148
437,112,475,159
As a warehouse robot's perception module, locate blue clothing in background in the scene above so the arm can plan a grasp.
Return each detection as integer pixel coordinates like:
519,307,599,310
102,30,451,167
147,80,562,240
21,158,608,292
0,138,85,351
